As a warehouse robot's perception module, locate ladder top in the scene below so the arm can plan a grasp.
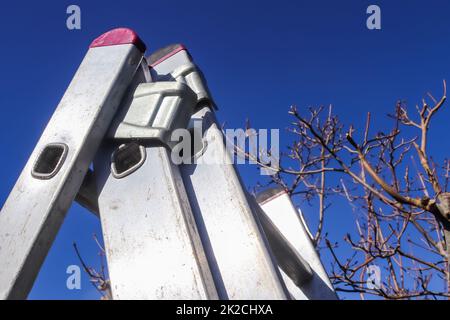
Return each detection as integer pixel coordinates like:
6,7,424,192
90,28,146,52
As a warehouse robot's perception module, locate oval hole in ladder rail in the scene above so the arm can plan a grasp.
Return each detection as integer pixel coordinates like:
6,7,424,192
31,143,69,180
111,142,146,179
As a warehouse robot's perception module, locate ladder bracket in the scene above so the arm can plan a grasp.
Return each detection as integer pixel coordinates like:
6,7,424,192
107,81,198,149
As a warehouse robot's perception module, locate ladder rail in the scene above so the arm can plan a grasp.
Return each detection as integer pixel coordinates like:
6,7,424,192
94,61,218,299
179,107,289,299
0,31,337,300
0,29,145,299
257,187,337,300
148,45,290,299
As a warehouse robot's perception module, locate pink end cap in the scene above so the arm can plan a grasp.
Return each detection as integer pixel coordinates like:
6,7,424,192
90,28,146,52
149,44,188,67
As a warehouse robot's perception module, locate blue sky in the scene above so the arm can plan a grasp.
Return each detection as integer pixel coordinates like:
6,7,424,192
0,0,449,299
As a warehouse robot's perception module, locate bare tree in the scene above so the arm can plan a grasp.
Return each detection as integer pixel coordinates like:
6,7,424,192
237,81,450,299
73,234,112,300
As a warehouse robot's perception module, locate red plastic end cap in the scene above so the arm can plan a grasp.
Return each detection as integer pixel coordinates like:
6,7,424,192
89,28,146,52
148,44,189,67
